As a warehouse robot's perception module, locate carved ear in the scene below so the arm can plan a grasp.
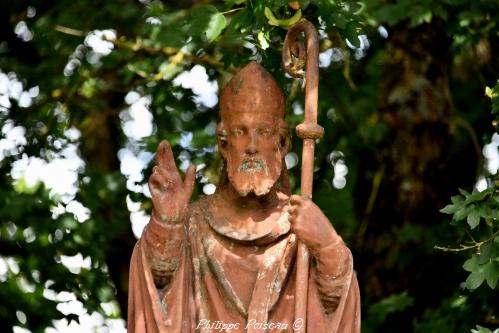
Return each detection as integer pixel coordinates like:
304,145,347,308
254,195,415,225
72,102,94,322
217,122,228,158
278,119,291,157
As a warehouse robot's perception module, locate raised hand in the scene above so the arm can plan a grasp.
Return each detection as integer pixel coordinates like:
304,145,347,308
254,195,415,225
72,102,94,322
148,140,196,224
288,195,339,252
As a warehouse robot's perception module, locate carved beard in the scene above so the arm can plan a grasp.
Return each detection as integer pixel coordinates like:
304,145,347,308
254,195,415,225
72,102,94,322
226,151,282,197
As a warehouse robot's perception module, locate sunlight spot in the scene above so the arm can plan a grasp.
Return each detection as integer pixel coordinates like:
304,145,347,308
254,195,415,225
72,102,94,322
334,160,348,177
64,127,81,141
27,6,36,18
56,299,87,316
60,253,91,274
378,25,388,39
16,311,27,324
285,152,298,170
475,176,488,192
17,276,35,293
118,148,153,191
0,257,8,282
292,102,304,115
131,210,150,238
126,195,141,212
125,91,141,105
146,17,161,25
483,141,499,174
333,177,346,189
121,95,154,140
203,183,216,195
18,91,32,107
204,121,217,136
47,312,126,333
23,227,36,243
0,122,27,161
56,291,76,302
66,200,91,223
179,132,193,148
43,288,57,301
319,49,333,68
173,65,218,108
13,326,31,333
7,257,20,275
100,301,121,317
14,21,33,42
84,30,116,56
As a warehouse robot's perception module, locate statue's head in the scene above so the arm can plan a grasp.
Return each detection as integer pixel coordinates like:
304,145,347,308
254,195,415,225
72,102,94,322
217,61,290,197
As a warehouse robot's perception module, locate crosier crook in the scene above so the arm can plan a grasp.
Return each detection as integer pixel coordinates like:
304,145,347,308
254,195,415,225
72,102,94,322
283,19,324,333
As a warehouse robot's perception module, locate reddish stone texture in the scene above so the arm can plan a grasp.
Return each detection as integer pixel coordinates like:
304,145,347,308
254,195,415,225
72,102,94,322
128,62,360,333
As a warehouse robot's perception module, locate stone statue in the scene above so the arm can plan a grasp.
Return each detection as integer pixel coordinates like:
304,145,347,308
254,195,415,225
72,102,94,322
128,62,360,333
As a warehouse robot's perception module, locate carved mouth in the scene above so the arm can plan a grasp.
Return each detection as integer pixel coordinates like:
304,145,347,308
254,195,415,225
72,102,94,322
238,159,267,173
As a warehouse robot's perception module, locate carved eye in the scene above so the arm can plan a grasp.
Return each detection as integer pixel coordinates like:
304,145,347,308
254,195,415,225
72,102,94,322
231,128,244,136
257,127,272,136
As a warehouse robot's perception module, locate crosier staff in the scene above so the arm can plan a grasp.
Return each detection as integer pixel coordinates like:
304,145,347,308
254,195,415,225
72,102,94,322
283,19,324,333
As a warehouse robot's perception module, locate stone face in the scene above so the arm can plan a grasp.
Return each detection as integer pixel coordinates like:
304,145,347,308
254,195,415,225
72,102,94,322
128,62,361,333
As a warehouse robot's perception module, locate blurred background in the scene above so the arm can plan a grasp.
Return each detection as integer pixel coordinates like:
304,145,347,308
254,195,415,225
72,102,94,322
0,0,498,332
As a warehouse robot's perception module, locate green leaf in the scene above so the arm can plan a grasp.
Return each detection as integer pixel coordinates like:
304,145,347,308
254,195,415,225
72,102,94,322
465,269,485,290
484,261,499,289
440,204,459,214
467,208,480,229
459,188,471,197
471,325,493,333
367,291,414,323
454,204,474,221
188,5,227,42
331,12,348,29
298,0,310,10
205,11,227,42
467,187,494,203
478,205,491,218
345,22,360,48
479,240,499,264
451,195,464,204
463,254,478,272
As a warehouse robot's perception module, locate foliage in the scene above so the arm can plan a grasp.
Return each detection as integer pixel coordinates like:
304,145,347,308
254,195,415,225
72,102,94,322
1,0,499,332
437,80,499,331
440,187,499,289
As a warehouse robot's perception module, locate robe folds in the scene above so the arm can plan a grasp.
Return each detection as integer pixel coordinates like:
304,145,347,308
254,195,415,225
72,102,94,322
128,196,360,333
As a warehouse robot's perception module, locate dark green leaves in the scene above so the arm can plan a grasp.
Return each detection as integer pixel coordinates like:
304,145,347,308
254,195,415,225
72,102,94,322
441,187,499,291
367,291,414,324
440,187,495,229
463,249,499,290
471,325,496,333
187,5,227,42
486,80,499,119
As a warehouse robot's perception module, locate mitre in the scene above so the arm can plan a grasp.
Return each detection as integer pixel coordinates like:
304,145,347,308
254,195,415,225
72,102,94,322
220,61,285,119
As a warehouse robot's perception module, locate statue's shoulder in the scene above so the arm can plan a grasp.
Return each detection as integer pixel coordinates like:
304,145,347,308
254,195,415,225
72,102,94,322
188,195,217,221
186,195,217,235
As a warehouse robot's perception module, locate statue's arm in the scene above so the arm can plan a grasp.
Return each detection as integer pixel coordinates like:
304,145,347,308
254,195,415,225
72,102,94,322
311,237,353,314
143,140,195,289
141,215,186,289
288,195,355,314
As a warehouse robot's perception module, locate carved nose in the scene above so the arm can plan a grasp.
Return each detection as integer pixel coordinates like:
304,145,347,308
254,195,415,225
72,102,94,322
245,134,258,155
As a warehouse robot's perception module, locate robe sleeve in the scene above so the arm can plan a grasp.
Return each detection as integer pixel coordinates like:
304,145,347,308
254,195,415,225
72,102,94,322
306,236,361,333
141,216,186,288
127,217,189,333
312,236,358,314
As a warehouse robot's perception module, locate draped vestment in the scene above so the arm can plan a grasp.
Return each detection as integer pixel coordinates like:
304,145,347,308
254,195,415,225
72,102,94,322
128,196,360,332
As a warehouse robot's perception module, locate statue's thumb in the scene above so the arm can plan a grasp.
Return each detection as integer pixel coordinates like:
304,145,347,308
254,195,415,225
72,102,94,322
184,164,196,199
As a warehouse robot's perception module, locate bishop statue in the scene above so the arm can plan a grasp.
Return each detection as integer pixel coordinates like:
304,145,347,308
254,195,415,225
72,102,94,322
128,61,360,332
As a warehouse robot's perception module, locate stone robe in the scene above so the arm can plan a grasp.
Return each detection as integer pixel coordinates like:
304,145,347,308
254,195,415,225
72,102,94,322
128,195,360,332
